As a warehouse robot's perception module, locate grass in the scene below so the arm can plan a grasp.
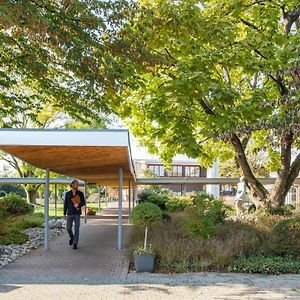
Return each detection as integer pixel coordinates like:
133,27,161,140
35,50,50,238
129,209,300,274
34,202,104,217
0,214,44,245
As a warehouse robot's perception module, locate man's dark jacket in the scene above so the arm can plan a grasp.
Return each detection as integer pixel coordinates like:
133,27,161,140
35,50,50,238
63,190,86,216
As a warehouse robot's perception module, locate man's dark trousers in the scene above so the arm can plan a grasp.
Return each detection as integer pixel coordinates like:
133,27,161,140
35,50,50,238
67,215,81,245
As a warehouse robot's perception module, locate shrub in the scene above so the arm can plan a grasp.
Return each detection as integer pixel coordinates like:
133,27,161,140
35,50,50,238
131,202,163,252
260,205,295,217
16,215,44,229
265,217,300,258
138,190,169,210
162,212,171,222
216,220,264,257
165,196,192,212
0,193,34,216
191,191,215,205
0,232,28,245
228,256,300,274
183,199,228,239
131,202,163,227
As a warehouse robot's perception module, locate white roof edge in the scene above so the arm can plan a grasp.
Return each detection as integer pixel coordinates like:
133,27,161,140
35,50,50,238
0,128,130,147
126,132,137,182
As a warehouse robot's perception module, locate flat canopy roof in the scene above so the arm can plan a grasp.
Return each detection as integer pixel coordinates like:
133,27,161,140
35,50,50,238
0,129,136,186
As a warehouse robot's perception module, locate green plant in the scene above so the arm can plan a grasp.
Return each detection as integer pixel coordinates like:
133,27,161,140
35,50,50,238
260,204,295,217
131,202,163,252
0,232,28,245
138,190,169,210
191,191,215,205
265,217,300,258
183,199,228,239
165,196,192,212
133,245,154,255
228,256,300,274
17,215,44,229
0,193,34,216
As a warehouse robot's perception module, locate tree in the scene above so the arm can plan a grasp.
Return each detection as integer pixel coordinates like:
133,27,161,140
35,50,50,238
0,0,134,124
111,0,300,206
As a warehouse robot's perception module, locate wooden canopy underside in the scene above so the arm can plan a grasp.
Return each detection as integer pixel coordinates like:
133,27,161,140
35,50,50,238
1,145,135,186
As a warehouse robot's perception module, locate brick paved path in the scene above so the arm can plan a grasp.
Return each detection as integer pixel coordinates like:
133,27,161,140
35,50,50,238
1,203,300,299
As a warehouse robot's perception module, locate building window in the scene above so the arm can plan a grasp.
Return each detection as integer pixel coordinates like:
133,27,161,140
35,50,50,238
147,164,203,177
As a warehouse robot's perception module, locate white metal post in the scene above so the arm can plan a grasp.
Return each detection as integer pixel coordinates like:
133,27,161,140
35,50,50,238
44,168,50,250
105,186,108,207
54,184,57,217
84,181,87,223
97,185,101,212
128,180,131,223
118,168,123,250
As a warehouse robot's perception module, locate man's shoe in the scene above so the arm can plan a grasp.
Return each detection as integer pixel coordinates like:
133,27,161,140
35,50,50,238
73,244,77,249
69,238,73,246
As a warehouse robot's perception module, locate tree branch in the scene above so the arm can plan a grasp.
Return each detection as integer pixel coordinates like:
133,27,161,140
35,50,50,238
164,48,176,61
241,18,260,30
198,99,216,115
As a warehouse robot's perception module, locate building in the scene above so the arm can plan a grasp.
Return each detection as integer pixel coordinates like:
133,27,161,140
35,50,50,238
134,158,220,197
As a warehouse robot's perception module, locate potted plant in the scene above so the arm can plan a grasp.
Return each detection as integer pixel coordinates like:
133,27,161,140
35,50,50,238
131,202,162,272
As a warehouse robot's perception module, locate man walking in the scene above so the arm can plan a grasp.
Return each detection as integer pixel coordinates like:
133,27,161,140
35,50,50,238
64,180,86,249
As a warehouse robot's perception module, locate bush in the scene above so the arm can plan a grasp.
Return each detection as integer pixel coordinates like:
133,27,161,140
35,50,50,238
191,191,215,205
265,217,300,258
16,215,44,229
260,205,295,217
228,256,300,274
138,190,169,210
0,232,28,245
216,220,264,257
0,193,34,216
165,196,192,212
183,199,228,239
131,202,163,227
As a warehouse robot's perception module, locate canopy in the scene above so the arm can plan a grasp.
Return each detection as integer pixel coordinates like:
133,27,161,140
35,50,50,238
0,129,136,186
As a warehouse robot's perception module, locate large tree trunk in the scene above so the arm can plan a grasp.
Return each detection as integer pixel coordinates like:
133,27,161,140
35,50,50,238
25,188,38,204
230,133,269,203
269,130,293,206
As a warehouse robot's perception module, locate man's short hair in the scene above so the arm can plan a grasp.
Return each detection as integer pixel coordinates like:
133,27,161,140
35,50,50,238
70,180,79,187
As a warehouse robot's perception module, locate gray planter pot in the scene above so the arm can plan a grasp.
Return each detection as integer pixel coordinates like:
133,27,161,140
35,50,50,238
134,253,155,273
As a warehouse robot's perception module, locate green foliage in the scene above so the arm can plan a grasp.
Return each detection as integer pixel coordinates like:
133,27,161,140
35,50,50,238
0,214,43,245
266,218,300,258
0,193,34,216
0,0,134,124
183,199,228,239
228,256,300,275
131,202,163,227
260,205,296,216
0,232,28,245
133,245,154,255
191,191,215,204
129,205,300,273
165,196,192,212
15,215,44,229
0,184,26,198
138,186,171,210
113,0,300,205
